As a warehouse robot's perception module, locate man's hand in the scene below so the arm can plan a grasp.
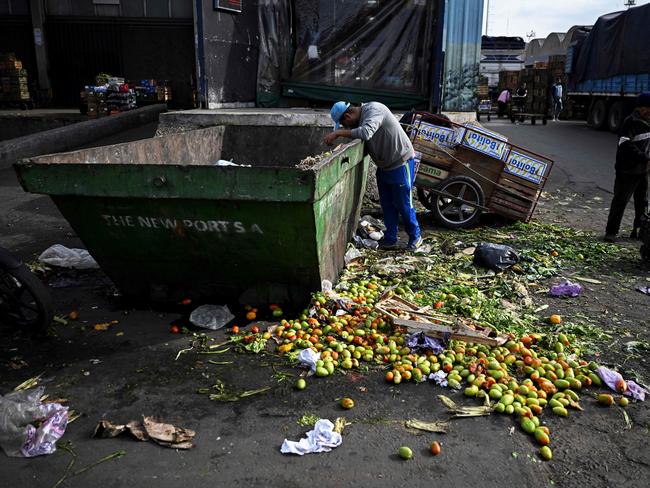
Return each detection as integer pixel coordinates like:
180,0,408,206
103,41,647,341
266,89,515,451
324,132,339,146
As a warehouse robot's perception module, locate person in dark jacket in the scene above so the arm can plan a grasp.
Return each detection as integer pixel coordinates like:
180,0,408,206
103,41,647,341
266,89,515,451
604,93,650,242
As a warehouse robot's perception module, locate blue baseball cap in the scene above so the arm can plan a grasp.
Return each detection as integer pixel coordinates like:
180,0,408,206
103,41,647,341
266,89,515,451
330,101,350,129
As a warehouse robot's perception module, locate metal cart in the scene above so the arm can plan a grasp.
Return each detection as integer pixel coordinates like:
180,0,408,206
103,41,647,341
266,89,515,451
509,95,547,125
408,111,554,229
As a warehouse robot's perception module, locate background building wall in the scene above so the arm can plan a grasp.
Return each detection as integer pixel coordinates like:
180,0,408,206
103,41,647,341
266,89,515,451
197,1,260,108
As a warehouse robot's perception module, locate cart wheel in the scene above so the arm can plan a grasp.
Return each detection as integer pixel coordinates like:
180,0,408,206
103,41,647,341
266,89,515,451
510,115,516,123
431,176,485,229
531,117,536,125
519,116,525,123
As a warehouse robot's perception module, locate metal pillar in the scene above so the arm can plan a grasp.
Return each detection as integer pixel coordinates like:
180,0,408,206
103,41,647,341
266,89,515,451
29,0,51,91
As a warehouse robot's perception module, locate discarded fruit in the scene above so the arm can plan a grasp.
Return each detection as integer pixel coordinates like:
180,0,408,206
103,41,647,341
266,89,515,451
430,441,441,455
597,394,614,406
232,325,240,334
398,446,413,460
169,325,180,334
295,378,306,390
549,315,562,325
251,325,260,334
539,446,552,461
68,310,79,320
246,311,257,321
615,379,627,393
340,397,355,409
618,397,629,407
180,298,192,306
534,428,550,446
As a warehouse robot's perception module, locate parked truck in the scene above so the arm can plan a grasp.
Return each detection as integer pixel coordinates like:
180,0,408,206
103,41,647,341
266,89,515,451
566,4,650,132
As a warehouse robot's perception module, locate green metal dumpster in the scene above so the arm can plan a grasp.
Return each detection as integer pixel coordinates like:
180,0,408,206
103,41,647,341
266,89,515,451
15,125,369,306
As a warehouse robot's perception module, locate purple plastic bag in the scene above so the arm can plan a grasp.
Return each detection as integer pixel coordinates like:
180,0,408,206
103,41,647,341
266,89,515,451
406,332,445,354
549,281,583,297
0,387,68,458
596,366,647,401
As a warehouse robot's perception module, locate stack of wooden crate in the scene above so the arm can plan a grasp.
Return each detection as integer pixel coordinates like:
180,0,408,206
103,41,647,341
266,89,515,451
0,53,30,103
498,70,520,93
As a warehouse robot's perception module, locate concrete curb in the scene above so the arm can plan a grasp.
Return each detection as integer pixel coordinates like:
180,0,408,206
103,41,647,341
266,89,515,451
0,104,167,170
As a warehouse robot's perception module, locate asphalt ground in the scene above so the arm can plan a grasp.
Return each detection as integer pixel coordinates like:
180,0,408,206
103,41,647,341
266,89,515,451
1,119,648,488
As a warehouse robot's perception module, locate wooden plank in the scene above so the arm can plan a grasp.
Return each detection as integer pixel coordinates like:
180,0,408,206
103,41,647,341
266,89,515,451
489,200,531,220
498,174,541,194
490,194,533,214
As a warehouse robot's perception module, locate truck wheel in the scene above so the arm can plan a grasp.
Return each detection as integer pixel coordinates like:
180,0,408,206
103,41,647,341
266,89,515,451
588,100,608,130
608,102,625,133
431,176,485,229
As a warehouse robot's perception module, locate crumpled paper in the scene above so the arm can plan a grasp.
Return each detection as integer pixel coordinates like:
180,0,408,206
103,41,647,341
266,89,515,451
596,366,647,401
406,332,445,354
280,419,342,455
549,281,583,297
298,349,321,375
93,416,195,449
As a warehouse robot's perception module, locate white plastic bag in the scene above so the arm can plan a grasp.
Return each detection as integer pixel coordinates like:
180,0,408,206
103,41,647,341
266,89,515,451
189,305,234,330
38,244,99,269
0,387,68,458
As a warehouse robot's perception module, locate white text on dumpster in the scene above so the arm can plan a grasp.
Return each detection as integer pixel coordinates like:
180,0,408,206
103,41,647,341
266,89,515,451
100,215,264,234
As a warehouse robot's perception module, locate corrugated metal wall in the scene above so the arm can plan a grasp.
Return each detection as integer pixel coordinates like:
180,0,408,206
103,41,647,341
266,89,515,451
442,0,484,112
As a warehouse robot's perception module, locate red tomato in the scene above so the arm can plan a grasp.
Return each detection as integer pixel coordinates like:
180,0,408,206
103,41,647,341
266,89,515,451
251,325,260,334
232,325,240,334
170,325,180,334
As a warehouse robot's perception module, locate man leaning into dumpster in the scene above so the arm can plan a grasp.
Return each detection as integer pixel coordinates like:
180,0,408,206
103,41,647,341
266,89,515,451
324,101,422,251
604,93,650,243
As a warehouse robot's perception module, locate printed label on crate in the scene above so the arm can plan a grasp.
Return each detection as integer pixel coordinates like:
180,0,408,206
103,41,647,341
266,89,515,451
461,127,509,159
504,150,548,184
416,122,458,147
417,163,449,181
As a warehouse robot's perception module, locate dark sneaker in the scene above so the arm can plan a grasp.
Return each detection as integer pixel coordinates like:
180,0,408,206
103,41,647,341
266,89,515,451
378,238,398,250
603,234,617,243
406,236,423,251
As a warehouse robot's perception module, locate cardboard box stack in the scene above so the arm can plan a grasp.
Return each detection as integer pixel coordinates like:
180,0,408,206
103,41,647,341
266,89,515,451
0,53,30,103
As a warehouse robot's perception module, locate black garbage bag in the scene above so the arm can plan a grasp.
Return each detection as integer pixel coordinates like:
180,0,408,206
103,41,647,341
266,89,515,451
473,242,519,271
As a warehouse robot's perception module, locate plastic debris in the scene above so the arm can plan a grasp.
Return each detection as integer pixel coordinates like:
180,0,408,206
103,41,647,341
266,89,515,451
596,366,647,401
428,371,448,387
280,419,342,455
353,235,379,250
636,286,650,295
38,244,99,269
344,246,363,265
0,387,68,458
472,243,519,271
189,305,234,330
405,332,445,354
298,349,321,375
549,281,583,297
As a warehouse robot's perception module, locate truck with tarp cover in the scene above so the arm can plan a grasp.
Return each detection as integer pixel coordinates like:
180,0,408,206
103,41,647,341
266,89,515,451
566,3,650,132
